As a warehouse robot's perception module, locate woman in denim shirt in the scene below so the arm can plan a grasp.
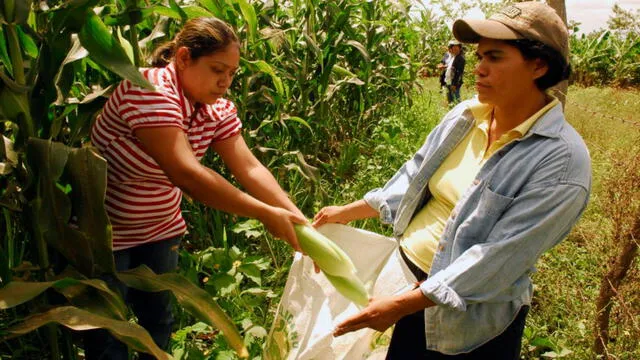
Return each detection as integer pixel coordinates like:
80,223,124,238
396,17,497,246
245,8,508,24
313,2,591,359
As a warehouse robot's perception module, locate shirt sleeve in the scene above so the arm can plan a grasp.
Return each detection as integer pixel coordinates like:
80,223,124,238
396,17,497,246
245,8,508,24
364,138,429,224
419,182,589,311
364,107,465,225
211,99,242,141
117,81,184,131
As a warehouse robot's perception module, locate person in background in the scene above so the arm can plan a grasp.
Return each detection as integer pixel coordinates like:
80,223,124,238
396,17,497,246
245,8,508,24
87,17,306,359
436,44,452,90
314,2,590,359
444,39,466,105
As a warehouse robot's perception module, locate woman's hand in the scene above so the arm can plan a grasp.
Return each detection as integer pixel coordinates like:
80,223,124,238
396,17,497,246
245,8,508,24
333,296,406,336
312,205,350,227
333,289,435,336
259,205,307,252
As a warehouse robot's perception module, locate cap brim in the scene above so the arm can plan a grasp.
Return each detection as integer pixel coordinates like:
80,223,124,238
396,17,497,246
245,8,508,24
453,19,523,43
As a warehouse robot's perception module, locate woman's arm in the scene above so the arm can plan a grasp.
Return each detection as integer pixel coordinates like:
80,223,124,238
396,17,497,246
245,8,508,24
334,288,435,336
311,200,378,227
210,133,304,218
134,126,306,250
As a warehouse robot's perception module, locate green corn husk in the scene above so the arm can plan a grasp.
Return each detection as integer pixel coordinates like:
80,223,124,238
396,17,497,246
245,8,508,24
324,273,370,307
294,225,369,306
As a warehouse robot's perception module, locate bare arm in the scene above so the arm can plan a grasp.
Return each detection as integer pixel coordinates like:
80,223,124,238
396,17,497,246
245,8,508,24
333,288,435,336
134,127,305,250
312,199,378,227
210,134,304,218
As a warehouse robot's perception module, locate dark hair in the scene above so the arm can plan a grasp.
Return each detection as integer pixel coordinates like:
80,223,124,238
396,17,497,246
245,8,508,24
505,39,571,90
151,17,239,67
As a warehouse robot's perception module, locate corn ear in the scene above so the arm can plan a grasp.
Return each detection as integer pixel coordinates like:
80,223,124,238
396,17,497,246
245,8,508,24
294,225,370,306
294,225,355,276
324,273,369,307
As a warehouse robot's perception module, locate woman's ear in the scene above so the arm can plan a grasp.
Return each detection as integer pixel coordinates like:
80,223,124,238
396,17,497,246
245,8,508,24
175,46,191,70
532,58,549,81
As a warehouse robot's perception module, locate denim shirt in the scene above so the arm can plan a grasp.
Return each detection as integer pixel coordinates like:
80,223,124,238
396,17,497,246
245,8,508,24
364,98,591,354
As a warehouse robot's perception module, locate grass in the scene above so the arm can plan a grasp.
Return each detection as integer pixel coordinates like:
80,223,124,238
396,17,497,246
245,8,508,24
524,86,640,359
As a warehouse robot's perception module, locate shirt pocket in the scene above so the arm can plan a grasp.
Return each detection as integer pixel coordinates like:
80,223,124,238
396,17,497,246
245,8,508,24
454,186,514,245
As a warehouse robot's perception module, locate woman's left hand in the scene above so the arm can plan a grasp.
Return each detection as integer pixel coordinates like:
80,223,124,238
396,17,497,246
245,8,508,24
333,296,405,336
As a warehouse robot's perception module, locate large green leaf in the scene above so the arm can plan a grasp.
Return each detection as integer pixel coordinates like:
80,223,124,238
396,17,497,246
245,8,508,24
78,13,153,90
54,35,88,105
168,0,188,23
0,0,30,25
0,276,127,321
0,27,12,75
197,0,224,18
26,139,115,277
182,6,214,19
117,265,249,358
3,306,171,360
234,0,258,43
65,147,115,275
16,26,37,58
243,59,285,100
67,86,111,145
0,85,34,140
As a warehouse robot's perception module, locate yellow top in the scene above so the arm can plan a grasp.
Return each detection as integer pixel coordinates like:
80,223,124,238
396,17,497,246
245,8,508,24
400,97,559,273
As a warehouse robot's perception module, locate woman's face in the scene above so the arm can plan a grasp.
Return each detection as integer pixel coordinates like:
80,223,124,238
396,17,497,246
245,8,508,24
473,38,547,107
177,43,240,104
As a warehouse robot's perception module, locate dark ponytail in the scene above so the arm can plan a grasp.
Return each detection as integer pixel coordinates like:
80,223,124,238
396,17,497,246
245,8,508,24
151,40,177,67
150,17,239,68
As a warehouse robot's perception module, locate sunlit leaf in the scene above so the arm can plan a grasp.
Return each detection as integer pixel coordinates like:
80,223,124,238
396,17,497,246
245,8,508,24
234,0,258,43
182,6,213,19
78,13,153,90
0,275,127,321
243,59,285,99
117,265,249,358
16,26,37,58
3,306,171,360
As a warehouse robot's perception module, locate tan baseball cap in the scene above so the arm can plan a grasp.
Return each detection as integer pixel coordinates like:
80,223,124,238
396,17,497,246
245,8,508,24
452,1,569,60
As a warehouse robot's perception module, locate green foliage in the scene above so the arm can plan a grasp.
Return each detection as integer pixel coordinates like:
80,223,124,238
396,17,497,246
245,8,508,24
570,30,640,87
172,246,275,359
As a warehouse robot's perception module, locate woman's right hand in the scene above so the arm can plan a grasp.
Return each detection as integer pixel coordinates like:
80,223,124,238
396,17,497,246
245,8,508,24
312,205,350,227
258,205,307,252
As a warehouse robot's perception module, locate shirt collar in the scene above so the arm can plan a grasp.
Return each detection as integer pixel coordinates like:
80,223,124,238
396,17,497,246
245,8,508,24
467,95,561,138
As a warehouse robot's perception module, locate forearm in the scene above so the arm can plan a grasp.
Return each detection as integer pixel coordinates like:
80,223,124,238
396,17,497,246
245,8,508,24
397,288,436,315
175,165,271,219
341,199,378,222
232,165,302,216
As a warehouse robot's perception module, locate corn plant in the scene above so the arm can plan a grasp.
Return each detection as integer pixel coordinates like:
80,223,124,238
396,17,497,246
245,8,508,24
0,1,248,358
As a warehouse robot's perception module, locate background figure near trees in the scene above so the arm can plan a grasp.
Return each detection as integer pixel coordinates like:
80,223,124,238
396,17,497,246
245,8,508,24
437,45,451,90
444,40,466,105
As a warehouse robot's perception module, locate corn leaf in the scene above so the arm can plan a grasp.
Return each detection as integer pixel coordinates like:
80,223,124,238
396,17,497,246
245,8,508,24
78,13,153,90
0,276,127,321
117,265,249,358
3,306,171,360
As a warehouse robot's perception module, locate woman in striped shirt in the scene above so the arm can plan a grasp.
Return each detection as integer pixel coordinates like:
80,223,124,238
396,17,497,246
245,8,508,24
87,17,306,359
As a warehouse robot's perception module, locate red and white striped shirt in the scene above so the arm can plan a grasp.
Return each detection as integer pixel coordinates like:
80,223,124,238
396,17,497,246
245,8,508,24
91,63,242,250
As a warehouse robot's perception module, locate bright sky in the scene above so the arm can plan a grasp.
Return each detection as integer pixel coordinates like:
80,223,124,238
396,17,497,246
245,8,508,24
420,0,640,34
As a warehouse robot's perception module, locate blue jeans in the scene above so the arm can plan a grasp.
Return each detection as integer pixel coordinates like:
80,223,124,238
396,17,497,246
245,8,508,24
447,85,461,104
84,237,181,360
